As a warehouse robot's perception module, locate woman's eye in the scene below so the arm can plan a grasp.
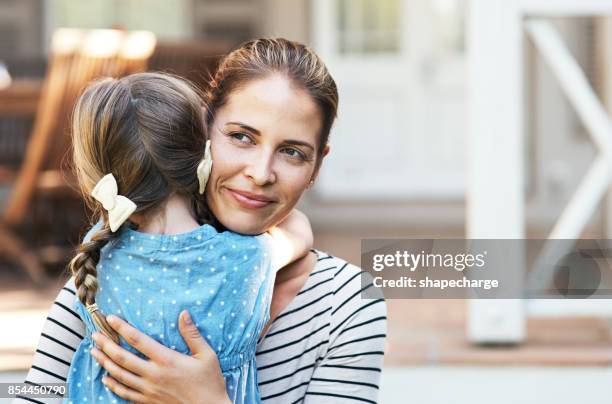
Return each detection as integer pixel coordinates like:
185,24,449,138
281,147,307,161
229,132,253,144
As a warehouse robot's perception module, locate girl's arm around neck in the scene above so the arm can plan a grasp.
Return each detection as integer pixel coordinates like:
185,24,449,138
266,209,313,271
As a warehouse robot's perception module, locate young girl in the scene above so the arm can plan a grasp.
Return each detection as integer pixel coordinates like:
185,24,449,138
64,72,312,403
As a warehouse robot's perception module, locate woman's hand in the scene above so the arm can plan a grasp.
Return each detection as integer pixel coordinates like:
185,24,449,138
90,310,230,404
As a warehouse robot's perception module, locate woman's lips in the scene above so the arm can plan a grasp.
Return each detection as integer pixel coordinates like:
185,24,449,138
225,188,275,209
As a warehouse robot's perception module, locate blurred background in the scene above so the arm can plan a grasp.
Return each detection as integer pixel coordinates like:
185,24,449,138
1,0,612,403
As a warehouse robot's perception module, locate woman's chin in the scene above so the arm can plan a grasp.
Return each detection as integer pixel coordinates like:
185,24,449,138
218,214,269,235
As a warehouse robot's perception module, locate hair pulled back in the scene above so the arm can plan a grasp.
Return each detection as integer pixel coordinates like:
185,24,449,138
205,38,338,161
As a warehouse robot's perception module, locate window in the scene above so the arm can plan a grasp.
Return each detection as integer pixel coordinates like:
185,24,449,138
47,0,192,40
431,0,465,57
337,0,401,54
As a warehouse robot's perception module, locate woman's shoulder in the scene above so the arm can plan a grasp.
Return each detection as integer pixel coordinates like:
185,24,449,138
256,251,386,403
310,250,386,331
255,250,386,390
310,249,381,295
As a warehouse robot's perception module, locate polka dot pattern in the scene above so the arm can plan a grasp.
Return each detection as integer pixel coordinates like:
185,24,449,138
68,220,277,403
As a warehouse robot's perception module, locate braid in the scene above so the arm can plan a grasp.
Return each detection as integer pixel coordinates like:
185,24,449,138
69,219,120,344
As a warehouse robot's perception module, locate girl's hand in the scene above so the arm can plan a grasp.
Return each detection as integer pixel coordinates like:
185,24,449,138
90,310,230,404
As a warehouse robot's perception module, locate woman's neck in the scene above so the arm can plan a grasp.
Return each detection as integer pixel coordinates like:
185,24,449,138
131,194,199,235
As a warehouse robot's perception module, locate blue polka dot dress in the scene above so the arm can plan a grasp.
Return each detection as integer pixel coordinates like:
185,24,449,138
65,220,277,404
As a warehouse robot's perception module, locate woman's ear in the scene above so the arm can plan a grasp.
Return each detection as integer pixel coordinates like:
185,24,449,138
322,144,330,158
309,144,330,187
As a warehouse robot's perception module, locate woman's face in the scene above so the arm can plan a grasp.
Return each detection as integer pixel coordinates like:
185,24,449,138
205,74,328,235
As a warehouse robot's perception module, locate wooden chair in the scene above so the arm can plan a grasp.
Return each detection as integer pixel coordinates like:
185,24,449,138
0,28,156,284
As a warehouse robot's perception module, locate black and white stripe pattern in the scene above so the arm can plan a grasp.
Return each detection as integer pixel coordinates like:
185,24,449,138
255,252,386,403
15,279,85,403
15,251,386,403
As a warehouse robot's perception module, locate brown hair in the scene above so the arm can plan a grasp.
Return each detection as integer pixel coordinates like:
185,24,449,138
205,38,338,161
69,72,208,342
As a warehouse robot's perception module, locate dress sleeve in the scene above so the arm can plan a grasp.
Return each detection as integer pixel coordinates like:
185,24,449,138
303,265,387,404
13,277,86,403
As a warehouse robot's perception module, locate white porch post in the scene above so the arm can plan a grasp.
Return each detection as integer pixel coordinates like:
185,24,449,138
599,18,612,240
468,0,612,342
466,0,526,343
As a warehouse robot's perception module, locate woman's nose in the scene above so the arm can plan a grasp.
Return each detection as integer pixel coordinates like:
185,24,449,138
243,150,276,186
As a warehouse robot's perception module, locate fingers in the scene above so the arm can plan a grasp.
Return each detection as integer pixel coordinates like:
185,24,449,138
91,347,148,395
101,375,148,404
106,315,172,362
178,310,212,357
92,331,150,376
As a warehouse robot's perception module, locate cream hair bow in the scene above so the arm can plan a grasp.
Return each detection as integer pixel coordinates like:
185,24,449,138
91,173,137,232
197,139,213,194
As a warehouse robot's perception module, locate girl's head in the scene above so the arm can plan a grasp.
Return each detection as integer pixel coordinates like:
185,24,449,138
69,72,207,341
204,38,338,234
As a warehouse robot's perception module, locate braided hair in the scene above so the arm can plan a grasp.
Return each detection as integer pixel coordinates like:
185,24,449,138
68,221,119,341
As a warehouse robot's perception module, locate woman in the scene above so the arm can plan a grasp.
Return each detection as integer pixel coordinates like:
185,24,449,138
18,38,386,404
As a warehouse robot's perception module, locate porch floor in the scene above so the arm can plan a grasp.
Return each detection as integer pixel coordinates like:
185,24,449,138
2,272,612,372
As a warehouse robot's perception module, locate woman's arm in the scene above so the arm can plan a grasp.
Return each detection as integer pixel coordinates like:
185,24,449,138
13,277,85,403
90,311,231,404
265,209,313,270
93,256,387,404
14,280,230,404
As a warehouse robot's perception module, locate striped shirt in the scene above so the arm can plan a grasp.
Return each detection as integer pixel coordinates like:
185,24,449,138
16,250,387,403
